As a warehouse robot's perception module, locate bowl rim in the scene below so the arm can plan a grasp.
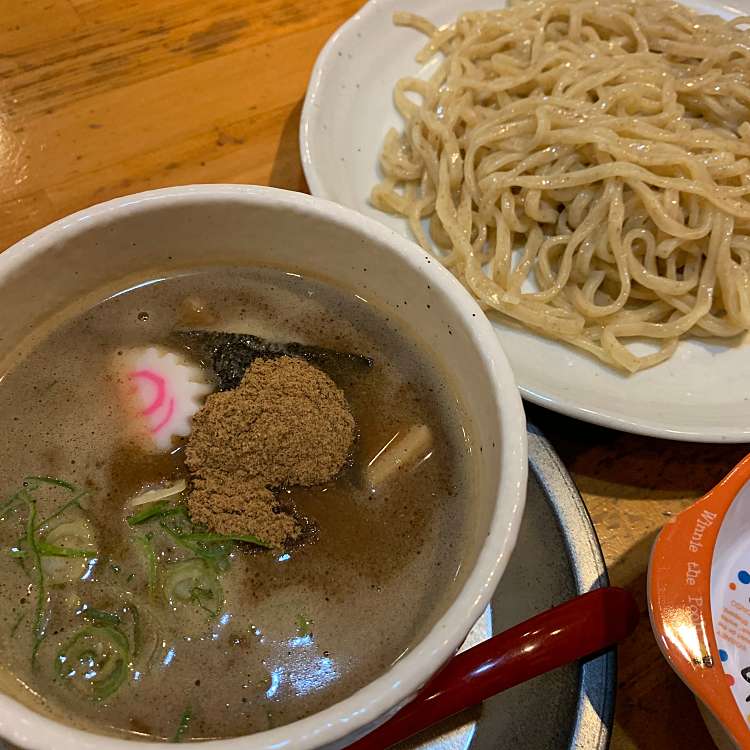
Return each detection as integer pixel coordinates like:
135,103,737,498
0,184,527,750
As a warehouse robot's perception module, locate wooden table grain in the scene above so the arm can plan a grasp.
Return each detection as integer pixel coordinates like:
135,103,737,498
0,1,744,747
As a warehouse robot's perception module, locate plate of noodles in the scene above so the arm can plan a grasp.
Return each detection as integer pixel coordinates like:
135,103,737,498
301,0,750,441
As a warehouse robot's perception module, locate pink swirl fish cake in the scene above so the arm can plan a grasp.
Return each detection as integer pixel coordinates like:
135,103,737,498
114,347,213,451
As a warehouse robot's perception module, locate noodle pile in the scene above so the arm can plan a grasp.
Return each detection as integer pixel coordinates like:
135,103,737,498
372,0,750,372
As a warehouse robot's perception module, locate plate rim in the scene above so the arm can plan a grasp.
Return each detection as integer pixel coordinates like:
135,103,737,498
300,0,750,443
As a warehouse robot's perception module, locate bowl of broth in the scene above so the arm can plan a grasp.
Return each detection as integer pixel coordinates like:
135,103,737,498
0,185,527,749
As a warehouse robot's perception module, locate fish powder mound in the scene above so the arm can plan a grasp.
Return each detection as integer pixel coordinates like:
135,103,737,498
185,356,356,543
188,478,301,549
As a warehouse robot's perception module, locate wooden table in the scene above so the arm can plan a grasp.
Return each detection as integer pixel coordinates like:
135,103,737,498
0,1,745,747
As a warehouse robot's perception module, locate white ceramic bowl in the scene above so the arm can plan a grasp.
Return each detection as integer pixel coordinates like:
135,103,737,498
0,185,527,750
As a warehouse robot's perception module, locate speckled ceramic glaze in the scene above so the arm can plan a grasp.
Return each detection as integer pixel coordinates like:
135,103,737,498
0,185,527,750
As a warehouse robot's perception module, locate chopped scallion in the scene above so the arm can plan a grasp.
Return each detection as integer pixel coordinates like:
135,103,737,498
25,497,47,664
173,706,192,742
127,500,172,526
81,608,121,626
137,536,158,597
37,542,95,558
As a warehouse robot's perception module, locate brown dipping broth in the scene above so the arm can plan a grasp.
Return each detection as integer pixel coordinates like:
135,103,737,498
0,267,474,740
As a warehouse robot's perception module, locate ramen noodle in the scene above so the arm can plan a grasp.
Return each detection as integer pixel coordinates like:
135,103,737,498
372,0,750,372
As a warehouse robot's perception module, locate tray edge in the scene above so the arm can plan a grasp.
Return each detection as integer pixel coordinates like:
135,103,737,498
527,425,616,750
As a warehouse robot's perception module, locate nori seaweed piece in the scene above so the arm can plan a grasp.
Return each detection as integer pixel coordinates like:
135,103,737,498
173,330,373,391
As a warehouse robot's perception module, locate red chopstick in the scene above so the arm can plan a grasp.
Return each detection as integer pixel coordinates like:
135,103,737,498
347,586,638,750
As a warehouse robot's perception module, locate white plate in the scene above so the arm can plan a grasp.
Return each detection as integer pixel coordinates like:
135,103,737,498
300,0,750,442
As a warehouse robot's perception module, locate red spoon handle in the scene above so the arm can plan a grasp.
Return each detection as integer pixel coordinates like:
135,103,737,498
347,586,638,750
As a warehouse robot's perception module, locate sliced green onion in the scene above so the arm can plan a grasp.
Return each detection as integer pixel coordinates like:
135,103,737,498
43,520,94,550
128,603,142,659
127,500,172,526
81,608,121,626
190,587,217,615
36,493,87,531
0,492,25,521
26,498,47,663
159,512,231,569
7,489,33,535
10,611,25,637
37,542,94,558
137,536,158,597
164,559,223,616
296,614,313,637
159,511,270,573
157,504,191,531
173,706,192,742
23,476,78,493
180,531,271,548
1,477,89,663
12,490,87,557
56,625,129,700
41,521,96,585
